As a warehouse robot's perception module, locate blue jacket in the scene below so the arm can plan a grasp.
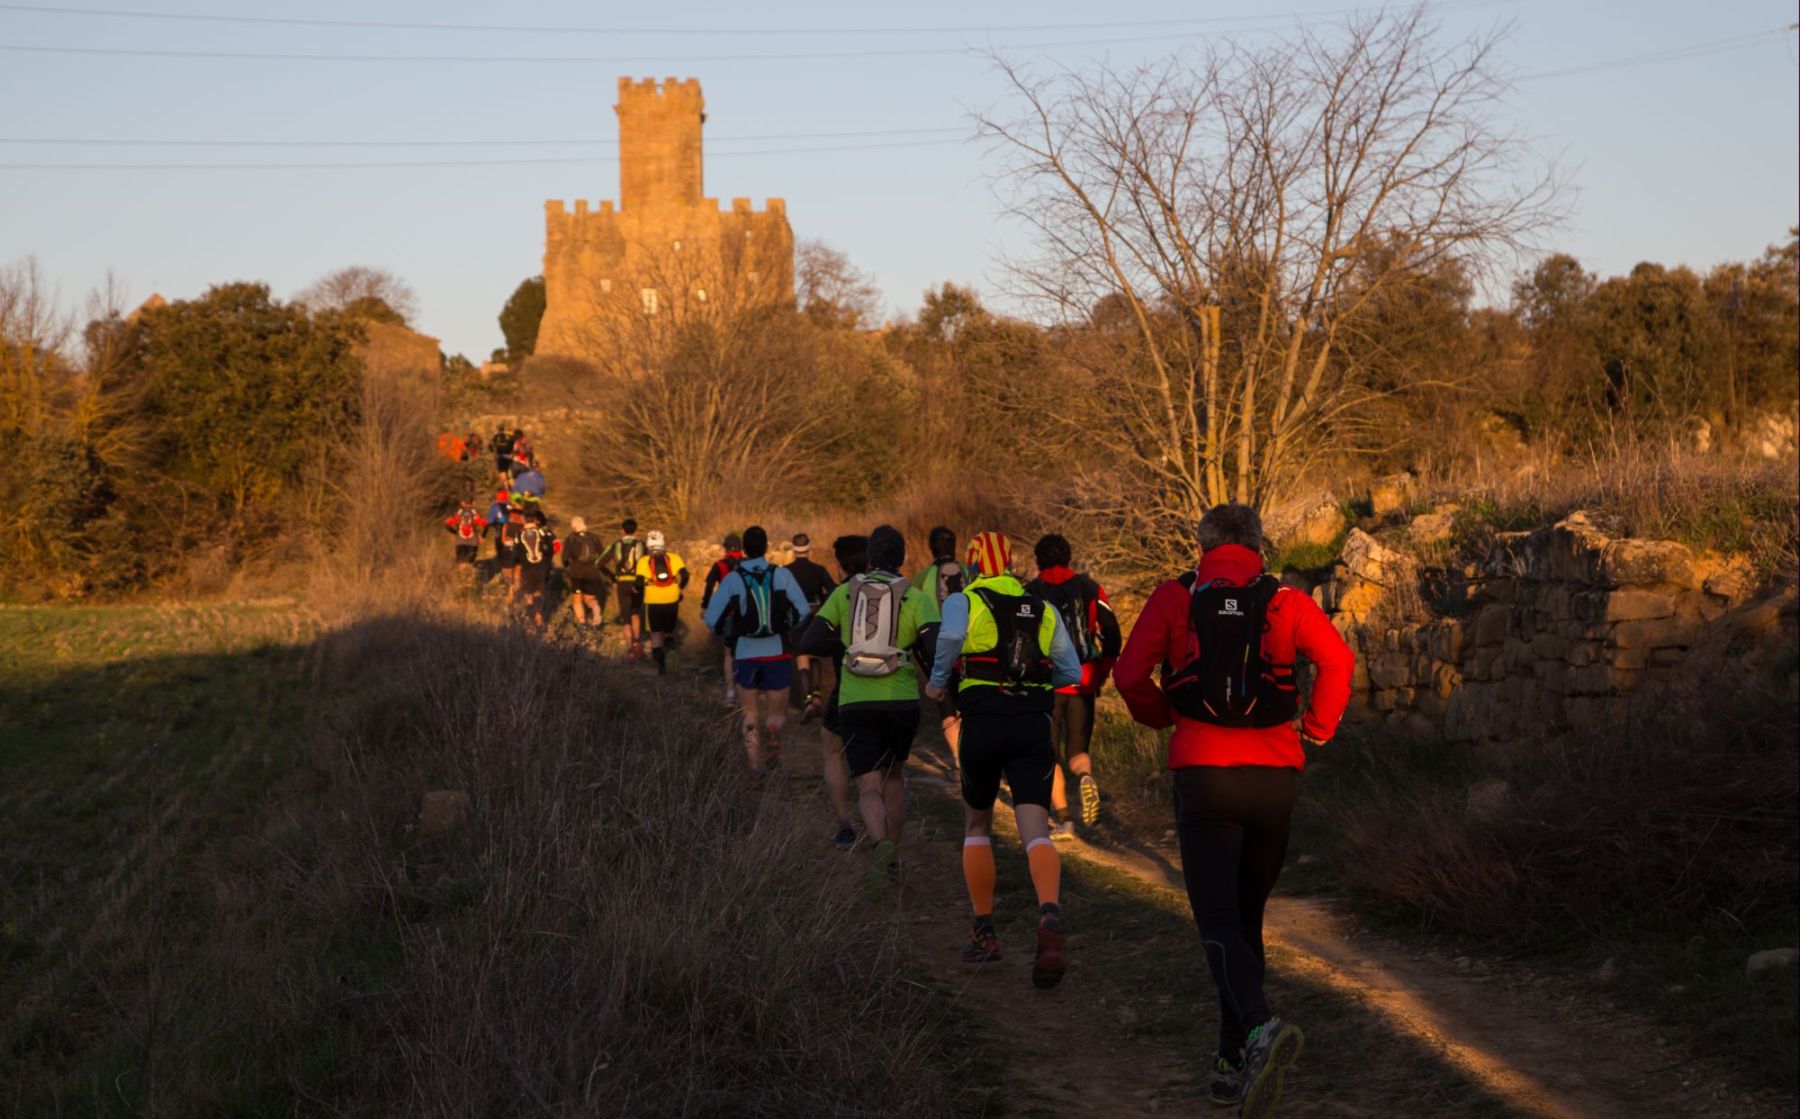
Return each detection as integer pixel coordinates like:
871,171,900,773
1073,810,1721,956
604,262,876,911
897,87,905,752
702,556,812,660
512,469,546,497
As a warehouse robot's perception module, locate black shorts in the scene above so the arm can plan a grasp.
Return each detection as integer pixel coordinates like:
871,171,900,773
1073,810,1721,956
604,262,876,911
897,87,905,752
519,563,550,595
644,602,680,635
569,575,606,597
616,582,643,614
496,455,512,473
454,544,478,564
959,709,1056,811
503,544,523,569
840,706,920,778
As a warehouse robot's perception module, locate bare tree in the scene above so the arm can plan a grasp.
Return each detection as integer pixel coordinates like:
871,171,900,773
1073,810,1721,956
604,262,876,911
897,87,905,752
296,265,419,324
796,239,882,330
982,7,1561,539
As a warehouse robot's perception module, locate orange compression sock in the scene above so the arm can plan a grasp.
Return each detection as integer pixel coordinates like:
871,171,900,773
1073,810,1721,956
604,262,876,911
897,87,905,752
1026,837,1061,908
962,837,996,916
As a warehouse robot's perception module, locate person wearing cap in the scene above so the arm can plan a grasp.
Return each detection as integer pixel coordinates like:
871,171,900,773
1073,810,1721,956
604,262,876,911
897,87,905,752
561,515,607,631
702,532,747,706
926,530,1082,989
631,530,689,674
783,532,837,721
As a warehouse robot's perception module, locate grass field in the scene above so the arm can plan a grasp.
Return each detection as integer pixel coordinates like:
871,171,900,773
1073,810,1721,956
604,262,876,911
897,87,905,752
0,603,331,1113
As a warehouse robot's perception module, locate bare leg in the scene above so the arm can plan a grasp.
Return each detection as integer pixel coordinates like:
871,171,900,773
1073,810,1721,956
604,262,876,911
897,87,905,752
882,766,907,846
740,688,765,772
856,770,889,843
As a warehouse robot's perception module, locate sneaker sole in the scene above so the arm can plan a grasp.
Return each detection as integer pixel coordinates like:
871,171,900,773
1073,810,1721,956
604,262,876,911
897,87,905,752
1031,930,1067,990
1080,779,1101,827
1239,1024,1304,1119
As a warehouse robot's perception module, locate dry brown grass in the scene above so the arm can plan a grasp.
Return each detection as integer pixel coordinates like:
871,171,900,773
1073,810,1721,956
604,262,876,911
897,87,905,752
297,611,959,1116
1431,440,1799,578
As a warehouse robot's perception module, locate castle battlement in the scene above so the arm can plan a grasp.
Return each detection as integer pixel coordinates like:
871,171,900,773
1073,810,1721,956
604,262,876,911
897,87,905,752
536,77,794,361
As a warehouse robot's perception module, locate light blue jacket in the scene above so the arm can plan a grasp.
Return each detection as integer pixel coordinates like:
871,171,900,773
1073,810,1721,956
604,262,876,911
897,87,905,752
702,556,812,660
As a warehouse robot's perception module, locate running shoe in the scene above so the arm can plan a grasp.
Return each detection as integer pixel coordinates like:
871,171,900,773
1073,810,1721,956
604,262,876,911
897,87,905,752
1208,1053,1245,1107
1078,773,1102,828
832,823,857,850
1031,912,1067,989
961,924,1002,964
1238,1018,1304,1119
1049,820,1078,841
863,839,898,900
799,691,823,723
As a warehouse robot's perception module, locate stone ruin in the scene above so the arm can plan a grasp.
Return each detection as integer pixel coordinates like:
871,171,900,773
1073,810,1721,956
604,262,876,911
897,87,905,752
1314,512,1798,743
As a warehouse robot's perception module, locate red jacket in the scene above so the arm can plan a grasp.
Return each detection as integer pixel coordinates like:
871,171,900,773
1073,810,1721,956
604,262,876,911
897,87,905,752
1030,565,1120,695
1114,544,1354,771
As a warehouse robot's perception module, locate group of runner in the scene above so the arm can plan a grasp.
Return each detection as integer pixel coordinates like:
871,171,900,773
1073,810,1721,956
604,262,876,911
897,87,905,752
443,477,1353,1118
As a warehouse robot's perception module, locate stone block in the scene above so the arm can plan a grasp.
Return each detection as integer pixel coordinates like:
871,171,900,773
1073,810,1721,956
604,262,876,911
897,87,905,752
1569,664,1640,695
1608,618,1687,651
1429,619,1467,665
1699,554,1756,603
1433,663,1460,699
1373,689,1397,712
420,790,471,838
1473,604,1511,647
1370,473,1415,518
1530,631,1571,661
1567,640,1603,667
1408,511,1456,548
1651,647,1686,666
1539,660,1570,694
1610,647,1648,671
1603,590,1676,623
1598,539,1698,589
1369,657,1413,690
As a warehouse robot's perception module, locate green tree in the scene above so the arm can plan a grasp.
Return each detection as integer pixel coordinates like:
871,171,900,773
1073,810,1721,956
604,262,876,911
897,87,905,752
132,282,362,523
499,276,546,362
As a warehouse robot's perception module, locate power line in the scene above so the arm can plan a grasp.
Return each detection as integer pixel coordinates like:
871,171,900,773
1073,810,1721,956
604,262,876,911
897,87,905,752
0,28,1254,64
0,1,1499,38
0,136,970,172
1519,27,1792,81
0,126,970,149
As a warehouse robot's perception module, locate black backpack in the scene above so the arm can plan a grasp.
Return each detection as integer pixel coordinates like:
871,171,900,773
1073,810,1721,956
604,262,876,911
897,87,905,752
1162,574,1298,728
932,560,965,607
961,588,1053,687
565,532,601,575
718,564,798,640
1031,574,1101,665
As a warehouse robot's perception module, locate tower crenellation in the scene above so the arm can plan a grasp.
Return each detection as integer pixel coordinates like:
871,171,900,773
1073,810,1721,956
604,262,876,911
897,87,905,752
536,77,795,363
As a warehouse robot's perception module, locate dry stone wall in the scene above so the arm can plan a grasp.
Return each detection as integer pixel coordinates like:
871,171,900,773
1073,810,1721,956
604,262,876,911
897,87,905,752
1317,513,1797,742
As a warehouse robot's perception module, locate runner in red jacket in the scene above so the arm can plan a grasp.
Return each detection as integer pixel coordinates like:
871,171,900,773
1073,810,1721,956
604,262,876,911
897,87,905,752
1113,504,1353,1116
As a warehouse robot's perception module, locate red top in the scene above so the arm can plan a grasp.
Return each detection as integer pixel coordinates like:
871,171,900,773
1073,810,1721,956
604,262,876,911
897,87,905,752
445,510,487,540
1034,564,1117,695
1114,544,1355,771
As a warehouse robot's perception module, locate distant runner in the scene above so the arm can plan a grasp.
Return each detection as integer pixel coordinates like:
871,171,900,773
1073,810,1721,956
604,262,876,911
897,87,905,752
703,525,811,777
701,533,746,706
601,519,647,659
1025,532,1122,838
490,426,516,488
1114,504,1354,1116
916,525,967,769
562,516,606,631
516,507,560,627
784,532,838,722
800,525,937,896
927,530,1080,989
632,530,689,675
444,497,486,570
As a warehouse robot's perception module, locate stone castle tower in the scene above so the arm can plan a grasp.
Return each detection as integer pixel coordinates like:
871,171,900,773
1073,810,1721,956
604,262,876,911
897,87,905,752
535,78,795,362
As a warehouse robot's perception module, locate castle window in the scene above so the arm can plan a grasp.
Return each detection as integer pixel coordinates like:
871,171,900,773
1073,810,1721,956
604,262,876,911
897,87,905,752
747,271,760,284
599,279,612,294
672,239,683,252
695,288,708,303
640,288,659,315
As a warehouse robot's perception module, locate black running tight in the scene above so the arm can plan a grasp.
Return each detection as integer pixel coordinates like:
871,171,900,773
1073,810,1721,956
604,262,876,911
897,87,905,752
1172,764,1299,1058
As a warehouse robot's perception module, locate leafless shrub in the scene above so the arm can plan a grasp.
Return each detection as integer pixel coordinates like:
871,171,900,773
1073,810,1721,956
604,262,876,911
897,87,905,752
295,265,419,324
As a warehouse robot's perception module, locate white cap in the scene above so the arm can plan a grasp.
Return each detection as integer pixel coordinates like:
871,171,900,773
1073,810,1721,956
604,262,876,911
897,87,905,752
646,530,666,551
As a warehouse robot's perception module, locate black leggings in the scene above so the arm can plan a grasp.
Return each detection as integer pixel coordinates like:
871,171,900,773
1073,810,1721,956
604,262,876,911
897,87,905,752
1173,765,1299,1058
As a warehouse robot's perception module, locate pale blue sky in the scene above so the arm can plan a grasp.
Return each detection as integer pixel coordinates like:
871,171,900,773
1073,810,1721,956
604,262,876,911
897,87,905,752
2,1,1794,359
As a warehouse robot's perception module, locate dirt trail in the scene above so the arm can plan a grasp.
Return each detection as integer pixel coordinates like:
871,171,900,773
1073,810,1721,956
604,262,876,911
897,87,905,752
898,741,1791,1119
